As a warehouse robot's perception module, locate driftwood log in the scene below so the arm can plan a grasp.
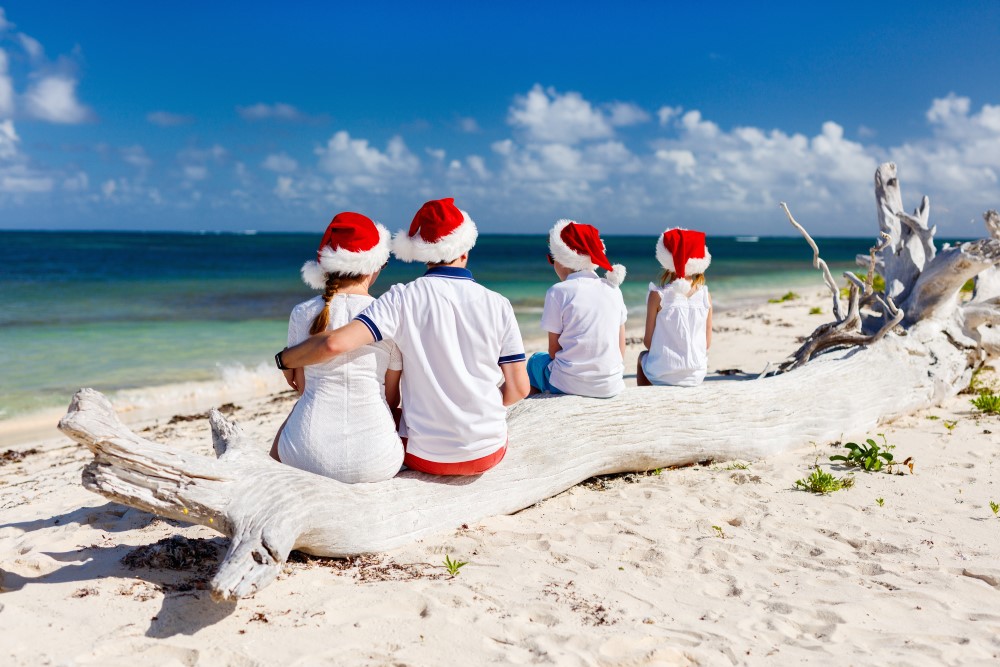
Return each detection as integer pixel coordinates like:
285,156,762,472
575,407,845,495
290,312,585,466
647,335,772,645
58,162,1000,600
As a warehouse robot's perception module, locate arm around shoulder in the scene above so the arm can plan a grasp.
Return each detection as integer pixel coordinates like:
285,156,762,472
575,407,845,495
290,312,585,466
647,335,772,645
281,320,374,368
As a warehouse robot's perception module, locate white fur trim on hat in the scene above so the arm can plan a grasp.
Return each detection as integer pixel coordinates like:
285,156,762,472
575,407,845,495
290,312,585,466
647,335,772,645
300,222,391,289
391,210,478,263
603,263,627,288
549,219,600,272
654,233,712,276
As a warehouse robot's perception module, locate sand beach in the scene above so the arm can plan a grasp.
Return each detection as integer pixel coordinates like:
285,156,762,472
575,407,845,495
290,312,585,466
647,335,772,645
2,289,998,666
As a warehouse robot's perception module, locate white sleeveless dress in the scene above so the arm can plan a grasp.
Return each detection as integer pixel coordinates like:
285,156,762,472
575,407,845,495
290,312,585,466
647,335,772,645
278,294,404,483
641,282,710,387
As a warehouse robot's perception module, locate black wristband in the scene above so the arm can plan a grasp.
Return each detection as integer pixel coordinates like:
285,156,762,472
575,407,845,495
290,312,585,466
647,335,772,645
275,349,289,370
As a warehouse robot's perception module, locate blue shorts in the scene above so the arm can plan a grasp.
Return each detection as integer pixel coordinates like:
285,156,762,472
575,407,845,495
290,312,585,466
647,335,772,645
527,352,564,394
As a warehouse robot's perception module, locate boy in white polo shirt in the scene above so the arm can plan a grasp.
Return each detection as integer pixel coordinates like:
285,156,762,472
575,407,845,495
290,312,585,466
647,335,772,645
527,219,627,399
279,198,529,476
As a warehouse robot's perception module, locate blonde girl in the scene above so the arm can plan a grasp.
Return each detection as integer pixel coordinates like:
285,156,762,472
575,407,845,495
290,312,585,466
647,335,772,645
637,228,713,387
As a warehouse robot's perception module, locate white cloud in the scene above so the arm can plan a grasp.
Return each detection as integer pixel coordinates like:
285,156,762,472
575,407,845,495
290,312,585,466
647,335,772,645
183,165,208,181
147,111,194,126
315,131,419,181
101,179,116,198
62,171,88,191
0,49,13,118
121,145,152,169
508,84,614,144
425,147,446,160
237,102,303,121
24,75,91,123
0,119,16,160
457,116,480,133
657,106,682,126
17,33,44,61
0,171,52,193
0,8,11,32
262,152,298,173
607,102,650,127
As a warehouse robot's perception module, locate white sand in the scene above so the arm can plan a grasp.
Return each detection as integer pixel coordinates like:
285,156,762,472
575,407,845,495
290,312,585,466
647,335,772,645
2,290,999,666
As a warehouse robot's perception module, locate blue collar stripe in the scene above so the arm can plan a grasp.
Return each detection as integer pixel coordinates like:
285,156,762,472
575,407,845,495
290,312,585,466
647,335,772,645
424,266,475,281
354,314,383,342
498,352,526,365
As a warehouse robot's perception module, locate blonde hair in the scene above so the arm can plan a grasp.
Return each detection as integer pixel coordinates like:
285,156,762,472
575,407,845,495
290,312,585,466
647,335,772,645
659,270,706,289
309,272,364,335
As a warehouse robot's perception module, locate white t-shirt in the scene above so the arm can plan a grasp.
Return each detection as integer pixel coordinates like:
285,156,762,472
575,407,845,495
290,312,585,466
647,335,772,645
355,266,525,463
540,270,627,399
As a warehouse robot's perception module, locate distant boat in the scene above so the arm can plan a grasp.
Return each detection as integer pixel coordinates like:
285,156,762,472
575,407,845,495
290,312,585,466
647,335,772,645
735,236,759,242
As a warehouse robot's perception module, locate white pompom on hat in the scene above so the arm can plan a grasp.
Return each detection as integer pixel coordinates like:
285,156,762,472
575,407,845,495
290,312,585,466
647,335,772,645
548,219,626,287
300,212,392,289
391,197,478,263
655,228,711,295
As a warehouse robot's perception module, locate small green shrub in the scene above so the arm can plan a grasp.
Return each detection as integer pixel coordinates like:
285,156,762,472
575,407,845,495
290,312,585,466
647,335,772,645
990,501,999,516
961,278,975,293
943,420,958,431
876,497,884,507
794,467,854,494
809,306,823,315
711,525,726,539
830,435,894,472
769,291,799,303
971,390,1000,415
443,554,468,576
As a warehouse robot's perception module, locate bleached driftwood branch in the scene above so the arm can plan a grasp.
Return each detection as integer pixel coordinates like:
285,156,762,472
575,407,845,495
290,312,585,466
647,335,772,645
59,162,1000,600
779,202,843,320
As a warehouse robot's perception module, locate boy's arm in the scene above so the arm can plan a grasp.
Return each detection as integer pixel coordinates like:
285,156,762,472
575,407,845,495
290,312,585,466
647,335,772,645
280,320,374,368
499,361,530,406
547,332,562,360
619,324,626,359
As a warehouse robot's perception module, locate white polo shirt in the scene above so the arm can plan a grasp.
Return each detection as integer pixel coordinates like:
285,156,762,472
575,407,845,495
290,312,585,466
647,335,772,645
540,270,627,398
355,266,525,463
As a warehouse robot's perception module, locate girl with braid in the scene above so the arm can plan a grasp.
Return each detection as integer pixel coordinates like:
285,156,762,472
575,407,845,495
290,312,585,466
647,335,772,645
270,212,404,483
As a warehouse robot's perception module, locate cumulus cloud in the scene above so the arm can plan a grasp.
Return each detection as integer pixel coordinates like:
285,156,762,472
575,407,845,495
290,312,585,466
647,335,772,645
0,49,13,118
121,145,152,169
0,8,11,32
261,152,298,173
0,118,18,159
17,33,43,61
24,75,91,123
457,116,480,133
508,84,615,144
607,102,650,127
147,110,194,126
237,102,303,121
315,131,419,181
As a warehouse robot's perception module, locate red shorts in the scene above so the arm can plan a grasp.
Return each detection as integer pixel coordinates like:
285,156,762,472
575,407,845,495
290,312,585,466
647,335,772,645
402,439,507,476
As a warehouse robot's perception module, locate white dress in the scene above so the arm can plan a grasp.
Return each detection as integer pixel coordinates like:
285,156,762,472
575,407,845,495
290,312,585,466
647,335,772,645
641,282,710,387
278,294,404,483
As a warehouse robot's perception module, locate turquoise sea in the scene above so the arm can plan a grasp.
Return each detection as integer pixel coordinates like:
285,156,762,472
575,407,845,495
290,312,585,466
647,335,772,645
0,231,890,425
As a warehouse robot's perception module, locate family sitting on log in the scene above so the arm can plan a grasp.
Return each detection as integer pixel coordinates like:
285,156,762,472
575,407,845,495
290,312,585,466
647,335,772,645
272,197,716,484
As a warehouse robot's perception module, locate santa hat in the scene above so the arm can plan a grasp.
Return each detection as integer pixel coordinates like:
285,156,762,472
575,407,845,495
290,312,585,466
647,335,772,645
548,219,626,287
655,228,712,295
300,212,392,289
392,197,478,263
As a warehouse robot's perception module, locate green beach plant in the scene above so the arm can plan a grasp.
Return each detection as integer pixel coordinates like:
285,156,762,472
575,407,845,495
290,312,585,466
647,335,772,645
769,291,799,303
830,435,894,472
989,501,999,516
443,554,467,576
794,466,854,494
876,497,884,507
711,525,726,539
971,390,1000,415
809,306,823,315
943,419,958,431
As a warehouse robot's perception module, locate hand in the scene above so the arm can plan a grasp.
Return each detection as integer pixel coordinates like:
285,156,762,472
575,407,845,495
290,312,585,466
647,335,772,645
282,368,299,392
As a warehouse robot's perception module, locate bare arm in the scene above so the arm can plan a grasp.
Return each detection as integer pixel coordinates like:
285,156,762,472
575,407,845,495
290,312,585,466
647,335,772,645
643,291,659,349
547,332,562,360
499,361,530,406
619,324,626,359
384,369,401,411
706,292,713,350
281,320,374,368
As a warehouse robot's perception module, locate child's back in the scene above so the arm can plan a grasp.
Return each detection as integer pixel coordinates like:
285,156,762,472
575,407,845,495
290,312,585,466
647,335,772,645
642,282,710,387
542,270,627,398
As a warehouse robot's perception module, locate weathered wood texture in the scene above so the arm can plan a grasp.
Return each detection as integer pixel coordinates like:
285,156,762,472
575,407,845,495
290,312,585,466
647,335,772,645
58,163,999,600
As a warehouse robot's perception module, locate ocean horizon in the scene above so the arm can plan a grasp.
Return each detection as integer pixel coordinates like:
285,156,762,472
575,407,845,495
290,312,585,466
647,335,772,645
0,230,945,428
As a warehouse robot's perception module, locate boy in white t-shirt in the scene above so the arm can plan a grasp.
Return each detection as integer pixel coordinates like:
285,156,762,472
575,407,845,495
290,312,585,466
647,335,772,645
279,198,530,476
527,220,628,399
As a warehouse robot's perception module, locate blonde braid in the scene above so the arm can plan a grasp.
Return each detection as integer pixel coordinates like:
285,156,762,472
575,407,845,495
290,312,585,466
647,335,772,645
309,274,342,335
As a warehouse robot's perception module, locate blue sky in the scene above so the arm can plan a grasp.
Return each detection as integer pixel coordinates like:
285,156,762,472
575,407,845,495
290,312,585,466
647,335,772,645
1,1,999,236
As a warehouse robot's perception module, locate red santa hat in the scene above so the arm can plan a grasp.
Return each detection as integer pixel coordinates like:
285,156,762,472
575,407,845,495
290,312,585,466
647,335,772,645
655,228,712,294
300,212,392,289
392,197,478,263
548,219,626,287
